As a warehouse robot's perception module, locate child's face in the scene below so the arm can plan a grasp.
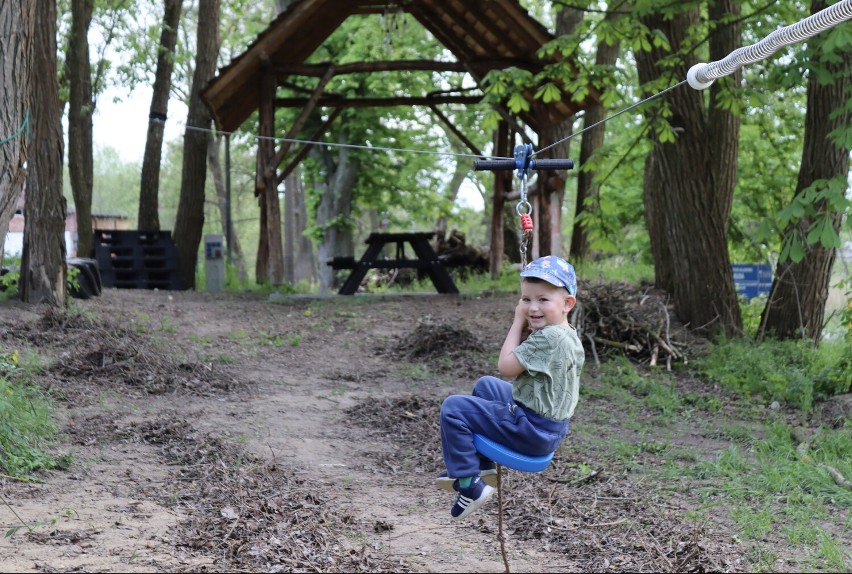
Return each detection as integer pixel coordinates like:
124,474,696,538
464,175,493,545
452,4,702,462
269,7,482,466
519,280,576,330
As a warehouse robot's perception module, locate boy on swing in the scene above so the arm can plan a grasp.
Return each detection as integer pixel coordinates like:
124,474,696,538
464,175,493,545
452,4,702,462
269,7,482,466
437,255,585,519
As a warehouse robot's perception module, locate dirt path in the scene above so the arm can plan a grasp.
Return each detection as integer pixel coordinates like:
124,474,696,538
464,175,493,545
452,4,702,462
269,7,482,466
0,288,779,572
2,290,574,572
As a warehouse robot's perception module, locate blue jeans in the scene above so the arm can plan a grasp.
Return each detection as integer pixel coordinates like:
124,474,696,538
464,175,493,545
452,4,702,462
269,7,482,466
440,376,569,479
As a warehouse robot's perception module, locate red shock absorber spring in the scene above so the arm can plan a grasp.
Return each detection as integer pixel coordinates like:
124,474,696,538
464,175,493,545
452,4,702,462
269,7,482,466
520,213,533,231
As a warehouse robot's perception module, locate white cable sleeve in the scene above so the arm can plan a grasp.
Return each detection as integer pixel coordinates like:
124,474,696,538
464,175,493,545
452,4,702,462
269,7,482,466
687,0,852,90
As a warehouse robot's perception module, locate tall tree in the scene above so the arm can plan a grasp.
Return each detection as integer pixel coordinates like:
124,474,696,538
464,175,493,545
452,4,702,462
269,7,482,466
0,1,35,265
283,170,314,283
21,0,67,306
536,4,583,258
208,130,248,282
173,0,220,290
138,0,183,231
67,0,95,258
314,132,360,292
571,7,621,262
635,1,743,337
760,0,851,342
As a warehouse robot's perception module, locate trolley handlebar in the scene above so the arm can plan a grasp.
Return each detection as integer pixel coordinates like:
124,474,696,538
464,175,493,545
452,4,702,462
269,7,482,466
474,158,574,171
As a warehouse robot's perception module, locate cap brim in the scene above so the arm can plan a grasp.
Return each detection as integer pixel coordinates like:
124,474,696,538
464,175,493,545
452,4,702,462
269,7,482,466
520,268,573,293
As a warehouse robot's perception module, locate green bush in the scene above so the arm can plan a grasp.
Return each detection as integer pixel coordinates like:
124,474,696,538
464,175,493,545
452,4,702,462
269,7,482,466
0,350,67,476
696,337,852,414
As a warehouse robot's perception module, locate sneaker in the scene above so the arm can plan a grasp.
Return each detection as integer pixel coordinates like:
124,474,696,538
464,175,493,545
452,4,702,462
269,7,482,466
435,468,498,492
450,476,495,519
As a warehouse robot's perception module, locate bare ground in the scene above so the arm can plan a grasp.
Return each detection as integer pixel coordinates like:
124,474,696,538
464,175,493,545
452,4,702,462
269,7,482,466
0,287,840,572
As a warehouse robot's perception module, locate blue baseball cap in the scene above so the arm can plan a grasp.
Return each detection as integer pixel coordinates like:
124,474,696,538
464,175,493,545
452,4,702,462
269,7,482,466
520,256,577,296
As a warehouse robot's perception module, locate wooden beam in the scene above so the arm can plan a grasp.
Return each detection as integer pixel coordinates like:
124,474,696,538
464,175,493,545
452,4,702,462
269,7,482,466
264,65,336,181
276,108,343,185
489,120,510,278
272,59,537,77
274,95,483,108
427,105,483,158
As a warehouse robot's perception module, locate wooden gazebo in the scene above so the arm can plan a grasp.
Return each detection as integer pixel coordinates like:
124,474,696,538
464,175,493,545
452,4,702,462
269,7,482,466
201,0,596,280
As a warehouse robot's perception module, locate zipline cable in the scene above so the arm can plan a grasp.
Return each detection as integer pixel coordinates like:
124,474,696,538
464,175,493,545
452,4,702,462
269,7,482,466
687,0,852,89
179,2,852,163
184,124,505,160
536,0,852,155
532,81,687,157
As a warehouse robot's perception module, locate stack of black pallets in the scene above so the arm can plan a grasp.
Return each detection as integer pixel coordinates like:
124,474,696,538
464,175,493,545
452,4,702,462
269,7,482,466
94,230,182,290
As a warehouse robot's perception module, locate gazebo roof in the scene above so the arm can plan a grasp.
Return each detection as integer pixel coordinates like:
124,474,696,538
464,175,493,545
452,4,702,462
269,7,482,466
202,0,594,133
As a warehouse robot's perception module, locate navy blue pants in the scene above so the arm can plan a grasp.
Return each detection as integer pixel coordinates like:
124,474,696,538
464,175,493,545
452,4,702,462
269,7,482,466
440,376,569,479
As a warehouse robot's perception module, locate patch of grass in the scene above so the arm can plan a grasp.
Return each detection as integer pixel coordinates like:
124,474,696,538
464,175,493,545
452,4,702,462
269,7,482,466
585,349,850,571
689,421,852,568
158,317,176,333
696,336,851,415
0,350,69,477
396,364,430,380
596,356,682,418
132,312,150,333
682,392,723,412
574,258,655,284
705,420,759,444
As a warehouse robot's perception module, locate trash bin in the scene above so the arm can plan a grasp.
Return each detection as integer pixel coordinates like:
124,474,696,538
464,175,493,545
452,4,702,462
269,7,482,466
204,234,225,293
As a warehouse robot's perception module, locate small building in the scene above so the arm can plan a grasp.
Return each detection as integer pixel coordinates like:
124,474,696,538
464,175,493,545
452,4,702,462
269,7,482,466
4,194,130,259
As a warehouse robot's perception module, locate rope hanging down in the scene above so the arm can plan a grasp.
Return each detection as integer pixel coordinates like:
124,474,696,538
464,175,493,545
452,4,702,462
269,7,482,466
687,0,852,89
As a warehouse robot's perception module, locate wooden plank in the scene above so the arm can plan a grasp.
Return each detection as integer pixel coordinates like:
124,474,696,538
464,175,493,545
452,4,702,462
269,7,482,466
274,95,482,108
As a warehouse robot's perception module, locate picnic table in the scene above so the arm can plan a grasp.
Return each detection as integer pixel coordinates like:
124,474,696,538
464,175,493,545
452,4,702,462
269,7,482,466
328,232,459,295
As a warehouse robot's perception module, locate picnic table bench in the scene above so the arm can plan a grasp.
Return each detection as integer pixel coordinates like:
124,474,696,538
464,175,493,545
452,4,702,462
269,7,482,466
327,231,459,295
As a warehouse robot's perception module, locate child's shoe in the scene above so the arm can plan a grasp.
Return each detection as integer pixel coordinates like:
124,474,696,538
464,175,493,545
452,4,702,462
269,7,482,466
435,469,497,492
450,476,495,519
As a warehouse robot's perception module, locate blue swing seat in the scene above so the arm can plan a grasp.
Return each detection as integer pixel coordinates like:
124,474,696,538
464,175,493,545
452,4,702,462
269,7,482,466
473,433,555,473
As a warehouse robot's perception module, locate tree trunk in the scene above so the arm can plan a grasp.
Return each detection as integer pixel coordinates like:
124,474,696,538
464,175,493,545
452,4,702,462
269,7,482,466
0,2,34,265
138,0,183,231
435,139,467,237
256,193,269,284
67,0,94,258
290,172,315,283
315,134,359,292
635,2,743,337
571,10,620,262
760,0,851,342
21,0,66,306
283,175,295,283
544,4,585,259
257,68,285,285
173,0,220,290
283,171,315,284
207,130,247,282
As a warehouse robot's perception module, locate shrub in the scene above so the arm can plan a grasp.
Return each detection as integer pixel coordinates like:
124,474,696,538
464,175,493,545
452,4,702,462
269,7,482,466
0,350,67,476
696,337,851,414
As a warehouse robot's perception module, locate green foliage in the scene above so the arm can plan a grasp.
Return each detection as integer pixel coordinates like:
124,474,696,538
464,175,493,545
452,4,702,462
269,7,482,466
598,355,682,417
771,177,850,264
0,257,81,302
0,351,68,477
693,421,852,569
574,257,654,284
696,337,852,414
0,271,17,302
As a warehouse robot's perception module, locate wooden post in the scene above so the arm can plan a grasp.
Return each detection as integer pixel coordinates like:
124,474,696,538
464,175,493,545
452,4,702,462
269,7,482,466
258,67,285,284
489,121,509,278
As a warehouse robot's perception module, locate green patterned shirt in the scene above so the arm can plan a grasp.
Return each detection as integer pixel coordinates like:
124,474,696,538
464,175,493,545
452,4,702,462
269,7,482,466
511,324,584,421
